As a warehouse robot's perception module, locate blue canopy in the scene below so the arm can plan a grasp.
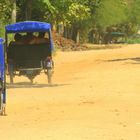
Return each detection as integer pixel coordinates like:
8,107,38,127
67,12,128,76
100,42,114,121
6,21,51,33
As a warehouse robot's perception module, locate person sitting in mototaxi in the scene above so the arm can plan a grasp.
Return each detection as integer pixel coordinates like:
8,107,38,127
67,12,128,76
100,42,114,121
9,32,36,45
10,32,49,45
29,32,49,44
9,33,23,45
22,32,36,44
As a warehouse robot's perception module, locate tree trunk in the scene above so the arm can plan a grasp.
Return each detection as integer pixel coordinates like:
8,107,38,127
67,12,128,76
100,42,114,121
25,0,32,20
88,30,94,43
11,0,16,23
68,27,72,39
72,26,79,43
63,26,68,38
52,21,57,32
76,30,80,43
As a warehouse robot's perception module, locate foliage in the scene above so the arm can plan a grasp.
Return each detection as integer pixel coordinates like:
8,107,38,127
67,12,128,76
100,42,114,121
95,0,127,28
0,0,12,23
0,0,140,43
128,0,140,24
126,34,140,44
67,3,90,23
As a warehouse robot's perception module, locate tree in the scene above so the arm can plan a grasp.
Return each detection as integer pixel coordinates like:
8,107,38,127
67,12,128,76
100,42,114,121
95,0,127,28
0,0,12,37
0,0,12,23
67,2,91,43
11,0,16,23
25,0,32,20
129,0,140,24
17,0,33,21
89,0,127,43
1,0,140,43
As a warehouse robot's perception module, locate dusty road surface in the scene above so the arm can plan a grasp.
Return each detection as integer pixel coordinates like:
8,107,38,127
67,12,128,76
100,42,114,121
0,44,140,140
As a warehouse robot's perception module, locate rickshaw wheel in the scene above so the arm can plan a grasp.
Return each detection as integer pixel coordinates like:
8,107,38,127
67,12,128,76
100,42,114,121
8,64,14,84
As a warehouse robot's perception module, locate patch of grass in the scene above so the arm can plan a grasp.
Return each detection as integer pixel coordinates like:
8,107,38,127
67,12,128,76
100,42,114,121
126,39,140,44
126,34,140,44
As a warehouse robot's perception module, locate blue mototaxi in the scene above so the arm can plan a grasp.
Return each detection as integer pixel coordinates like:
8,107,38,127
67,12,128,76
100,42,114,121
0,38,6,115
5,21,54,84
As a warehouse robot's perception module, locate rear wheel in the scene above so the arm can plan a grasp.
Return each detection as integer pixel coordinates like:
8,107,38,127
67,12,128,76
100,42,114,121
10,72,14,84
9,65,14,84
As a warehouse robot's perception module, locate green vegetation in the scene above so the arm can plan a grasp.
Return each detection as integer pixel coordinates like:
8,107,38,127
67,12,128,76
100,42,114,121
0,0,140,44
126,34,140,44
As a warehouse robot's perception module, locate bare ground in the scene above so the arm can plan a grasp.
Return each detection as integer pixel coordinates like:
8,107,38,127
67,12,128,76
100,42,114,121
0,44,140,140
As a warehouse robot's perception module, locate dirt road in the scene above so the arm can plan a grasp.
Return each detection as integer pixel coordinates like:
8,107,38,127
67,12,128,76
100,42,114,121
0,44,140,140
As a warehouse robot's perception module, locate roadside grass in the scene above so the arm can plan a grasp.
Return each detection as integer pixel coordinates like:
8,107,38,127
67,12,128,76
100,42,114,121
82,44,123,50
54,43,123,52
126,39,140,44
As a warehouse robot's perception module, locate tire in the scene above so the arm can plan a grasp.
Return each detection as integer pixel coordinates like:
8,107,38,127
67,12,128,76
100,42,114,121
9,66,14,84
47,69,52,84
10,73,14,84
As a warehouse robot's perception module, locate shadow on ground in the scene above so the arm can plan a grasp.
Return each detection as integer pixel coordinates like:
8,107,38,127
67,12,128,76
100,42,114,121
6,82,71,89
105,57,140,64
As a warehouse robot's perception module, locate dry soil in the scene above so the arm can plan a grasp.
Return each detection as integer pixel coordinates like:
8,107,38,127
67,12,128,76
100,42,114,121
0,44,140,140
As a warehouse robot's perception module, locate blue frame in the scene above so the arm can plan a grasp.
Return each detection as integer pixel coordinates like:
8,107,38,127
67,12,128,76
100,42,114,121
0,38,6,114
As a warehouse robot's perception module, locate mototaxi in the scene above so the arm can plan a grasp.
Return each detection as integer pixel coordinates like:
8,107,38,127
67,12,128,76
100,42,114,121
5,21,54,84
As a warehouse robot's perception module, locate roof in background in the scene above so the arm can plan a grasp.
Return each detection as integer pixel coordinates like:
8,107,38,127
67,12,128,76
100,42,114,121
111,32,125,36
